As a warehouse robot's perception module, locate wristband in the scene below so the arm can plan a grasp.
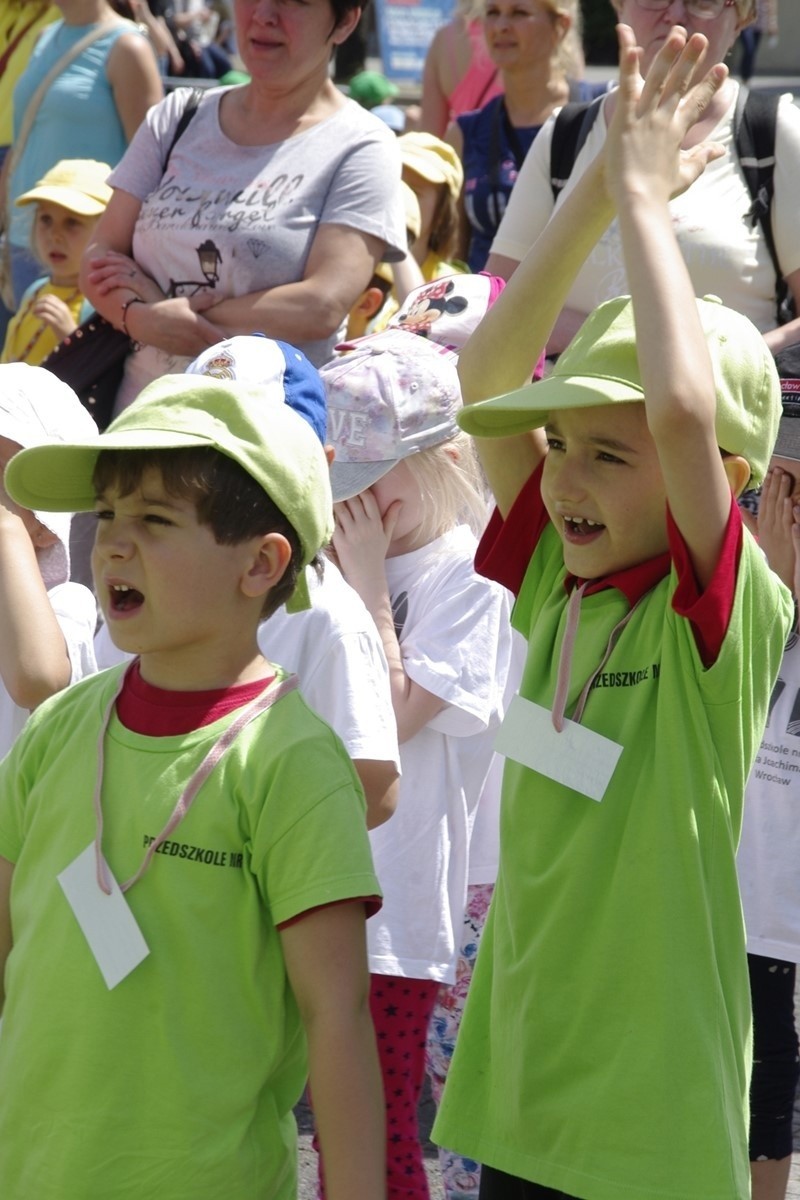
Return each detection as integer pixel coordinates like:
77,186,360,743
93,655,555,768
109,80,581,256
120,296,145,346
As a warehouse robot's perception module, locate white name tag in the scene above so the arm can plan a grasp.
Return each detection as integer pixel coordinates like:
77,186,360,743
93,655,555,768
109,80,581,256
494,693,623,802
58,844,150,989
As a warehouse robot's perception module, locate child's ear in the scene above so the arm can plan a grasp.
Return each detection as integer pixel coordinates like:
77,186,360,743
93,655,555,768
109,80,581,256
554,10,571,42
722,454,752,499
30,520,59,550
241,533,293,600
359,286,388,321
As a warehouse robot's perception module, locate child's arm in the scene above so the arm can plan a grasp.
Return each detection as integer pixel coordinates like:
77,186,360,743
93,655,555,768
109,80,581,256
0,495,71,709
331,493,447,744
281,902,385,1200
458,30,726,521
606,26,731,589
0,855,12,1013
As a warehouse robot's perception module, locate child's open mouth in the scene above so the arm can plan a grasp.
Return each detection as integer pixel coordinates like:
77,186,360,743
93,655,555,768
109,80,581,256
109,584,144,614
563,516,605,544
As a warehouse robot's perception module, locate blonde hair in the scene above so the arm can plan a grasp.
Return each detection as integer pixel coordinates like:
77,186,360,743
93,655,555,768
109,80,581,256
483,0,586,79
548,0,586,79
404,431,490,543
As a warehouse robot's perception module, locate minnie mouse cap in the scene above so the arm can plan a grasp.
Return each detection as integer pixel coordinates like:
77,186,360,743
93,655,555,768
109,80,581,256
319,330,461,502
335,272,546,379
336,272,505,359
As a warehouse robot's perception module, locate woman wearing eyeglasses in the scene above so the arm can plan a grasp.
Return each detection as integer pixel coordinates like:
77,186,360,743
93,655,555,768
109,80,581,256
486,0,800,360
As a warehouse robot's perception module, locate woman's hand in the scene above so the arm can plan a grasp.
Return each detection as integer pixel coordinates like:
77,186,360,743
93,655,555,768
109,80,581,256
758,466,799,591
123,294,224,356
32,294,77,341
604,24,728,210
85,250,165,305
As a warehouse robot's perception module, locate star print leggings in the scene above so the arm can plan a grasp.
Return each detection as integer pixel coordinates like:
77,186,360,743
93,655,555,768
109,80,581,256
370,973,441,1200
315,972,440,1200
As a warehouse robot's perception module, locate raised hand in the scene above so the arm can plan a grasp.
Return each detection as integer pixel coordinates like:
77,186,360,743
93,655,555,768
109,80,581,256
759,466,800,592
604,23,728,210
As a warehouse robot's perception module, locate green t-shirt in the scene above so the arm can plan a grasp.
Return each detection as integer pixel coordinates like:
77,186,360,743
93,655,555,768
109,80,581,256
434,523,793,1200
0,666,379,1199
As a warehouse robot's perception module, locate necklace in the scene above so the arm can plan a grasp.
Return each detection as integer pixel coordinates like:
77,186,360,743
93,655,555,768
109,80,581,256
13,284,80,365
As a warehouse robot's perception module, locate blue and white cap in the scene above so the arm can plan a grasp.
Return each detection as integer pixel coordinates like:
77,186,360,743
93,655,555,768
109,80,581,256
186,335,328,445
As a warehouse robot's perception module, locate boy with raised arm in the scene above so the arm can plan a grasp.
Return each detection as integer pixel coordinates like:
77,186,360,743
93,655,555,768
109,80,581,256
0,358,385,1200
433,26,793,1200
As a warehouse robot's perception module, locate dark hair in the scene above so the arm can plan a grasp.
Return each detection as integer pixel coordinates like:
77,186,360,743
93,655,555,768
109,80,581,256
330,0,367,26
92,447,304,618
368,273,393,302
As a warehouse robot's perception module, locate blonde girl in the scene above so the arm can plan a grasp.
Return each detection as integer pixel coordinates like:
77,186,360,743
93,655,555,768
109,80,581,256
2,159,110,365
319,331,514,1200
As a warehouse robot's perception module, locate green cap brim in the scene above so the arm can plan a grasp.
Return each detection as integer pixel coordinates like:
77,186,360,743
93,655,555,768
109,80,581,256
457,374,645,438
5,431,208,512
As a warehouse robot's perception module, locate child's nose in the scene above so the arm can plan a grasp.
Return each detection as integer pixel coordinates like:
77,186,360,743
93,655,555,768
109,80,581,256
253,0,280,23
94,522,133,560
551,457,587,502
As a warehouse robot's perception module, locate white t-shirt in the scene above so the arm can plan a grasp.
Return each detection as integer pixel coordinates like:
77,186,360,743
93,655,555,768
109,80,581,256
367,525,514,984
109,87,407,405
258,560,399,769
95,561,400,771
0,582,97,759
491,84,800,333
738,629,800,963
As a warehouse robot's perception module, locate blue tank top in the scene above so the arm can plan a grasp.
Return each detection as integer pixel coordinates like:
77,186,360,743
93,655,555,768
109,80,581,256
457,96,540,273
9,20,137,249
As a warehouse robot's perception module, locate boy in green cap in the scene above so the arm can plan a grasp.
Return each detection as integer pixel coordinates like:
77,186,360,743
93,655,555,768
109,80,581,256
0,358,384,1199
433,24,793,1200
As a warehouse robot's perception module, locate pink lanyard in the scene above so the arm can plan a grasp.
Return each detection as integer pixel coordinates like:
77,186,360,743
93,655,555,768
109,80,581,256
92,666,298,895
551,585,650,732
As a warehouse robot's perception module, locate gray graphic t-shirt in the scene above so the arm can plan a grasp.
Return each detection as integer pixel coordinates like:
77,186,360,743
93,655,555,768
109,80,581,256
110,87,406,403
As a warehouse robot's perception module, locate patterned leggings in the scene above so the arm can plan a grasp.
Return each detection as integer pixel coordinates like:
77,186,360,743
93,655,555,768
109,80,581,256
371,973,441,1200
315,973,439,1200
425,882,495,1200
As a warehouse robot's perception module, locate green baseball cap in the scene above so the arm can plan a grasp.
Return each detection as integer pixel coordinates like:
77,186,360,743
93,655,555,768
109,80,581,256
5,372,334,613
347,70,398,109
458,295,781,486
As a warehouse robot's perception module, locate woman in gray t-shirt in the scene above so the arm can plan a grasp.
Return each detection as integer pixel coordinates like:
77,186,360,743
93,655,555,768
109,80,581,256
80,0,407,410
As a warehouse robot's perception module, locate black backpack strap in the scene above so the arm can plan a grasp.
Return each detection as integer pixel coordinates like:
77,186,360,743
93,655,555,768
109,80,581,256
733,85,788,322
163,86,204,171
549,96,604,203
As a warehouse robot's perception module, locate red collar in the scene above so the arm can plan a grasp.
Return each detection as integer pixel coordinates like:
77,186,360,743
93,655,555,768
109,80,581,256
117,660,276,736
566,549,672,606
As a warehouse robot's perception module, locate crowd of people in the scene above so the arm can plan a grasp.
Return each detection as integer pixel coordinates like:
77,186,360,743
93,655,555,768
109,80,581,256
0,3,798,1200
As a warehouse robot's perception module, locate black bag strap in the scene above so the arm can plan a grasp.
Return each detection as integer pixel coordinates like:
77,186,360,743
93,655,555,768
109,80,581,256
549,96,604,202
733,85,789,323
163,86,204,171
